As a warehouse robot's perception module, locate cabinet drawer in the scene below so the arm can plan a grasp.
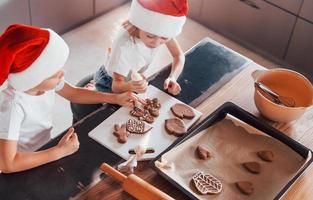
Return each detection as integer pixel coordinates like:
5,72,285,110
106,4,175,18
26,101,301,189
299,0,313,23
285,19,313,82
0,0,30,32
199,0,296,58
188,0,203,21
266,0,302,14
95,0,127,15
31,0,93,33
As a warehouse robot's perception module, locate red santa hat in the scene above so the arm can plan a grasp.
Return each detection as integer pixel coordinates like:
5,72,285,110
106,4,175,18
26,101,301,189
0,24,69,91
129,0,188,38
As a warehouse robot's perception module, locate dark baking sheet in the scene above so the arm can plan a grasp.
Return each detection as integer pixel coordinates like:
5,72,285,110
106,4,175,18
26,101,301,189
151,102,313,200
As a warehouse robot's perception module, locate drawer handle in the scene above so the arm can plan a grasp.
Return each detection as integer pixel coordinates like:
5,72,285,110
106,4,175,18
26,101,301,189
239,0,260,9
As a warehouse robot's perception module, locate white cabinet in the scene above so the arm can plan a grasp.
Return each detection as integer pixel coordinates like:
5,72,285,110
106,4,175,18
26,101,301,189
0,0,30,32
198,0,297,59
30,0,94,33
285,19,313,81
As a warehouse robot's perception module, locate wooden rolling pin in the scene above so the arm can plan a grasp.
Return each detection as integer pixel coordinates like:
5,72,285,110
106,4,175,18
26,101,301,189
100,163,174,200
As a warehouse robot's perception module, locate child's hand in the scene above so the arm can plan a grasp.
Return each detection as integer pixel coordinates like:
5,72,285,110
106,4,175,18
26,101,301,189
115,92,146,108
130,78,148,93
164,77,181,95
57,128,80,158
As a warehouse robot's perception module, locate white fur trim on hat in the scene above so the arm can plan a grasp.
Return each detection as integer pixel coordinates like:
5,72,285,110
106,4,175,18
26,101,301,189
8,29,69,91
129,0,186,38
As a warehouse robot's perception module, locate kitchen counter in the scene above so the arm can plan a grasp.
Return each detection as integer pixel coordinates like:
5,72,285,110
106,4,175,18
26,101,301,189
1,38,312,200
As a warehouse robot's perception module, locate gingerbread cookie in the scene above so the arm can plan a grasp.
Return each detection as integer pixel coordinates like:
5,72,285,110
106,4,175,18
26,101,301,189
235,181,254,195
113,124,130,144
170,103,195,119
126,119,152,134
144,98,161,117
192,171,222,195
196,146,211,160
243,162,261,174
130,107,154,123
257,150,274,162
165,118,187,137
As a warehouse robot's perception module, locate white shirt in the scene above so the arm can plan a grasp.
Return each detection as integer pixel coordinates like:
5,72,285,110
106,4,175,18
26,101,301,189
106,27,160,78
0,79,65,152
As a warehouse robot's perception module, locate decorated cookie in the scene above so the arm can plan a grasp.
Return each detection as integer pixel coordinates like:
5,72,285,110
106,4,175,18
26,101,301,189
130,107,154,123
165,118,187,137
235,181,254,195
130,107,145,117
144,98,161,117
170,103,195,119
196,146,211,160
113,124,130,144
192,171,222,195
148,108,160,117
243,162,261,174
257,150,274,162
126,119,152,134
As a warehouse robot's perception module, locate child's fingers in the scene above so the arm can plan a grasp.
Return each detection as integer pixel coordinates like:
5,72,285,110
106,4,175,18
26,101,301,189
64,128,75,140
130,93,146,105
176,83,181,93
70,132,79,142
164,79,170,89
67,127,75,135
133,94,146,105
169,82,181,95
140,73,147,80
132,79,145,85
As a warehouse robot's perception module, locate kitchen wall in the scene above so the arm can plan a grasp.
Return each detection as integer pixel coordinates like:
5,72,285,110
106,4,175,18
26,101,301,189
0,0,128,33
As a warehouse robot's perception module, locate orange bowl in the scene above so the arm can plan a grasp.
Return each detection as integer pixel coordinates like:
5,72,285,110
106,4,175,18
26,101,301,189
253,68,313,123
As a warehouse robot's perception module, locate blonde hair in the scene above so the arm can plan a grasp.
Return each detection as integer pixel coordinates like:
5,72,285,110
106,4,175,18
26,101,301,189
122,20,139,42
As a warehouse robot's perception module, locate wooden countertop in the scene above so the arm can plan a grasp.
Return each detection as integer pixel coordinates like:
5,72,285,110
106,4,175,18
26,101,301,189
75,63,313,200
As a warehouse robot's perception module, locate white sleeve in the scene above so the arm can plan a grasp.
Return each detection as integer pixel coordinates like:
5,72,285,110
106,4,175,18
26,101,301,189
0,100,24,141
107,42,146,78
107,44,134,78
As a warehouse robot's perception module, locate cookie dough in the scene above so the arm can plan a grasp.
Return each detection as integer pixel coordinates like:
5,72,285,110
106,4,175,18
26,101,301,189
243,162,261,174
257,150,274,162
235,181,254,195
170,103,195,119
165,118,187,137
196,146,211,160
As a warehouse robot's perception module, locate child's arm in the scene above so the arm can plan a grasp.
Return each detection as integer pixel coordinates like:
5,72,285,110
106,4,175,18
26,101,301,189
164,38,185,95
111,72,148,94
0,128,79,173
57,82,144,107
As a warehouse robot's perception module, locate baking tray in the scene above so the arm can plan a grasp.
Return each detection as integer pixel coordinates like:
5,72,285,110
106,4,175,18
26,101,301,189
151,102,313,200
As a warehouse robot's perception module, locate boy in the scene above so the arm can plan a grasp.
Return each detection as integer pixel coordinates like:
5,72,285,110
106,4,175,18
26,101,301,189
0,24,142,173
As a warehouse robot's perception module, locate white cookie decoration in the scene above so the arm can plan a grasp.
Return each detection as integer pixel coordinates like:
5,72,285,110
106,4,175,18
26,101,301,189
192,171,222,195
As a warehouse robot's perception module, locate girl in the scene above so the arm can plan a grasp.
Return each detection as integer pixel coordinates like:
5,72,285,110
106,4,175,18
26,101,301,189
0,24,142,173
75,0,188,120
94,0,188,95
